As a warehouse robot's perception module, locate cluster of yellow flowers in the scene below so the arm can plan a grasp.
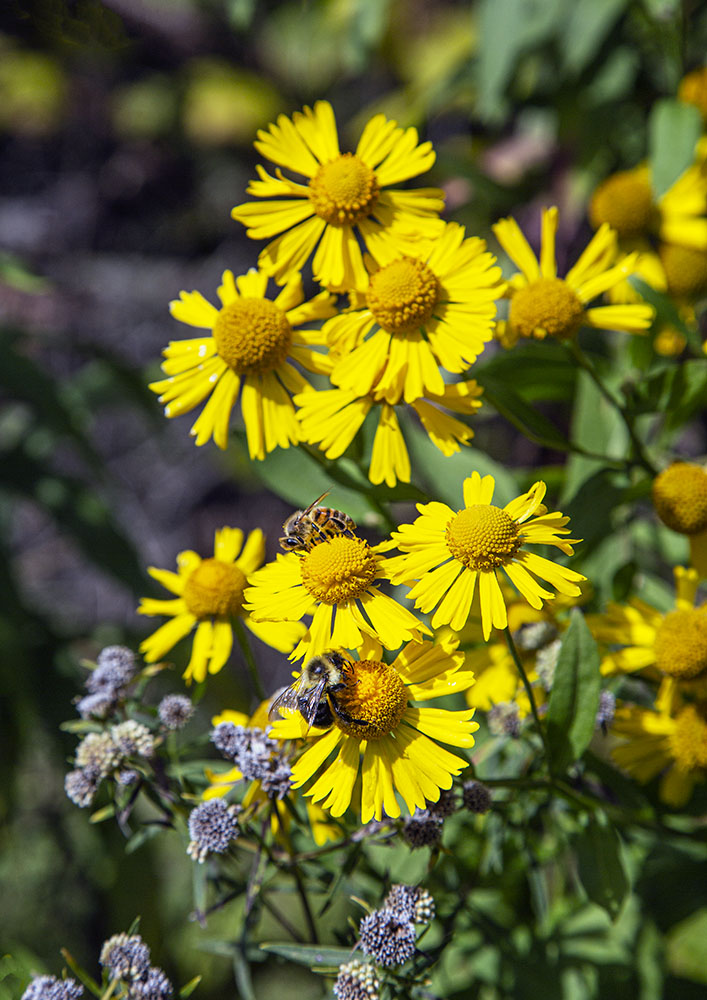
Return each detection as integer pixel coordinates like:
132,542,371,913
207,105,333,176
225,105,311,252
137,101,707,822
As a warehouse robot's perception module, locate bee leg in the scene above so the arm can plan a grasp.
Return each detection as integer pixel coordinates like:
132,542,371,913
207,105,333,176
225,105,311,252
331,701,370,728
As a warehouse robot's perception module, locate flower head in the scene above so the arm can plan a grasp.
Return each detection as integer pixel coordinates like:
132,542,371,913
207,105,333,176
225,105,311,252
333,960,380,1000
386,472,585,640
359,908,416,967
492,207,653,346
295,378,483,488
324,223,503,403
245,525,429,662
158,694,194,730
100,933,151,981
653,462,707,535
22,977,83,1000
270,634,477,822
187,798,241,862
149,268,335,457
138,527,304,684
231,101,444,291
679,66,707,122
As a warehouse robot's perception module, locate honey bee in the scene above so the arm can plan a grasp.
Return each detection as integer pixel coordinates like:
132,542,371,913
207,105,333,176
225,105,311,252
269,651,369,730
279,491,356,553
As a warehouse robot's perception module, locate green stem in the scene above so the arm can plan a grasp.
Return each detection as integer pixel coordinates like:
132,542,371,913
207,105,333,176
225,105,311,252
232,616,266,702
568,340,659,476
503,627,551,769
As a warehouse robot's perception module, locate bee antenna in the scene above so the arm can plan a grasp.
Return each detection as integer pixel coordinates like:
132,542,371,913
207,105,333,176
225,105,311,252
303,490,330,515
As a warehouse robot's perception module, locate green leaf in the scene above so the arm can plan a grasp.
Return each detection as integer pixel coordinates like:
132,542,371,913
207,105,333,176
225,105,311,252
575,815,629,918
560,0,628,74
546,610,601,773
178,975,202,999
233,949,256,1000
561,368,627,504
479,373,571,451
473,342,576,403
648,99,702,198
259,942,356,970
630,277,702,353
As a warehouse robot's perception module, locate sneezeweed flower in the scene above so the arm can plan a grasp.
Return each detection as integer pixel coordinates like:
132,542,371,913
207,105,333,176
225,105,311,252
187,798,241,862
294,378,484,487
270,634,478,821
589,566,707,684
231,100,444,291
138,527,304,684
22,977,83,1000
245,527,430,662
386,472,586,641
653,462,707,577
149,268,335,457
612,686,707,807
492,207,654,347
333,960,380,1000
324,223,503,403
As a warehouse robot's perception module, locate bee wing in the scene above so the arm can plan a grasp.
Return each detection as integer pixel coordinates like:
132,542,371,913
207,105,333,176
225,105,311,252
268,679,304,720
302,490,330,516
298,676,329,726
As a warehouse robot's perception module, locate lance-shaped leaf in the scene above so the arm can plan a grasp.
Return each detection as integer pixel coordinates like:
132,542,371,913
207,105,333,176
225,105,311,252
546,610,601,773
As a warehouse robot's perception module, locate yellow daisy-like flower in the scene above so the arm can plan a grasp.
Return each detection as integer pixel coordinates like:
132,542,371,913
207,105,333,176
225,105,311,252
323,222,503,403
270,634,478,822
231,100,444,292
653,463,707,579
492,206,654,347
138,527,304,684
204,704,340,845
148,268,335,458
244,528,429,662
588,566,707,683
612,684,707,807
294,378,484,488
386,472,586,641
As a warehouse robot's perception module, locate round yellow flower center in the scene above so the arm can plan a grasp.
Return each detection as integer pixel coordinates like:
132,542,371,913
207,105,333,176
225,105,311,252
654,326,687,358
308,153,379,227
446,505,520,572
653,609,707,679
212,298,292,375
366,257,440,334
589,170,655,237
509,278,584,341
182,558,247,619
334,658,407,739
658,243,707,299
300,535,377,604
678,66,707,122
652,463,707,535
669,703,707,771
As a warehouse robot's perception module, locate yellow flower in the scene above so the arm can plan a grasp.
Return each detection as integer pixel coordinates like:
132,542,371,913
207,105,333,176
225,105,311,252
386,472,586,641
588,566,707,684
492,206,654,346
679,65,707,122
204,704,340,845
231,101,444,292
270,634,478,822
244,527,429,662
138,527,304,684
653,463,707,579
294,378,484,488
323,222,503,403
148,268,335,458
612,684,707,807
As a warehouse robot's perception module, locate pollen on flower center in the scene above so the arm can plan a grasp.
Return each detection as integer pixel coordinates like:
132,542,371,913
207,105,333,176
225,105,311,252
308,153,380,227
446,505,520,572
669,703,707,771
183,559,247,619
300,535,377,604
654,608,707,679
589,170,655,237
509,278,584,341
212,298,292,375
652,463,707,535
366,257,440,334
334,659,407,739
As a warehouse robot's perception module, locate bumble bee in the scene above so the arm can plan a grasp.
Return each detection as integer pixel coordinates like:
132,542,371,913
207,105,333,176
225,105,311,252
279,491,356,553
269,651,369,730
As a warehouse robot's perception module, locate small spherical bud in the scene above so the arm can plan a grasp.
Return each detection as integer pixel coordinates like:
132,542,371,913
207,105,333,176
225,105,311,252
383,884,435,925
402,810,443,849
333,960,380,1000
515,621,557,651
76,691,116,720
595,690,616,732
652,463,707,535
75,732,121,777
22,976,83,1000
128,967,173,1000
359,908,416,967
111,721,155,759
462,780,492,814
100,933,151,980
158,694,194,730
116,769,140,786
427,788,457,818
65,768,99,807
487,702,521,738
535,638,562,691
87,646,136,694
187,799,241,862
